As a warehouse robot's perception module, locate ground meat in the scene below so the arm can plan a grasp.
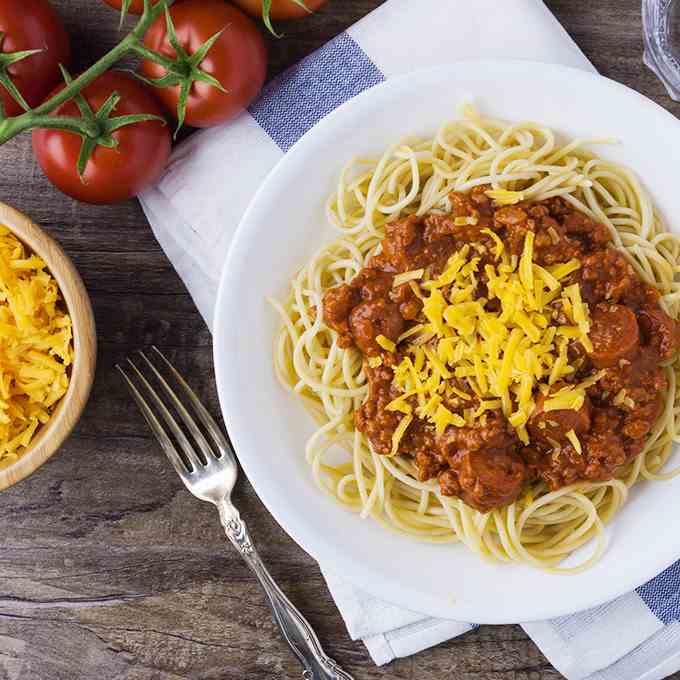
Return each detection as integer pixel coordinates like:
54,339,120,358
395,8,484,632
351,267,393,301
562,210,610,249
622,394,664,440
436,410,517,466
407,422,443,481
423,187,495,241
355,364,401,455
322,284,359,347
532,215,582,265
490,198,604,265
438,469,461,496
424,190,491,240
581,408,629,480
579,248,637,304
591,346,668,446
416,449,444,481
523,443,587,489
494,206,532,256
423,213,494,245
321,268,397,351
349,299,405,356
525,408,628,489
370,215,423,273
638,307,680,361
369,214,458,277
495,205,528,227
390,282,422,320
597,346,666,396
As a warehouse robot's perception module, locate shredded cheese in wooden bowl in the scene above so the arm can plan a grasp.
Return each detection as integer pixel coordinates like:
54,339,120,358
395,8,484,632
0,225,73,470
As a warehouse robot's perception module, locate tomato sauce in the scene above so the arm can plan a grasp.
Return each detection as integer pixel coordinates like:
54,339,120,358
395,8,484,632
322,188,680,513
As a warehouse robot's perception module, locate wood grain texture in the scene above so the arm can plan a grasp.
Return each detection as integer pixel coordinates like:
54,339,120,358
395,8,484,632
0,203,96,491
0,1,678,678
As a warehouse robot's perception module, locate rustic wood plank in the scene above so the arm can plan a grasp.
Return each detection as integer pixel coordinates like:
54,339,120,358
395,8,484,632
0,0,679,678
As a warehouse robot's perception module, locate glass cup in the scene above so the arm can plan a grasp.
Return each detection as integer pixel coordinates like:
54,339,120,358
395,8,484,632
643,0,680,100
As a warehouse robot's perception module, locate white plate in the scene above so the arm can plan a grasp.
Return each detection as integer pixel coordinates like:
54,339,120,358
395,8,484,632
214,60,680,623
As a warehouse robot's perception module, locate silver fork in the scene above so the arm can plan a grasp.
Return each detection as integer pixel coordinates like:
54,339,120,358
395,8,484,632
117,347,354,680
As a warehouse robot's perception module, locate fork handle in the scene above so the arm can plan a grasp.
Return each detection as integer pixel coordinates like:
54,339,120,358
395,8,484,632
218,501,355,680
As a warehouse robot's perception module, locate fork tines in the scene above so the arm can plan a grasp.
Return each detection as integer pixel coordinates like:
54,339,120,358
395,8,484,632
117,347,230,479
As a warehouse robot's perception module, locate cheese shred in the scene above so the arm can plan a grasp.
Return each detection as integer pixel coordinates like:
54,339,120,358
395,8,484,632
389,414,413,456
566,429,583,454
376,334,396,352
0,226,72,468
388,237,591,441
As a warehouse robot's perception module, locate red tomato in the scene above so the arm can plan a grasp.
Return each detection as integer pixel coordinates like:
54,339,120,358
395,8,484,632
140,0,266,128
32,71,171,204
102,0,145,14
232,0,328,20
0,0,70,117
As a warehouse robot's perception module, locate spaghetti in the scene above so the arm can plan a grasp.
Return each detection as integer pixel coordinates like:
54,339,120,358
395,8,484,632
271,108,680,571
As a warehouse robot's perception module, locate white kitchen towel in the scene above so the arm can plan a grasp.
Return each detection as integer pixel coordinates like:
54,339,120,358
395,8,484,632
139,1,680,678
140,0,591,327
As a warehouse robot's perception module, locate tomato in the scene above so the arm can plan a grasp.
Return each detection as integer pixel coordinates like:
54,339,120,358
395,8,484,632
140,0,266,128
232,0,328,20
32,71,171,204
102,0,145,14
0,0,70,117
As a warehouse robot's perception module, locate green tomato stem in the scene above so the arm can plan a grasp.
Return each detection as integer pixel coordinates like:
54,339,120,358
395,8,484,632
0,1,167,145
130,42,177,71
25,115,100,138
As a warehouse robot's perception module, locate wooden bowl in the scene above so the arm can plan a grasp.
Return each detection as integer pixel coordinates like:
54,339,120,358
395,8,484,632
0,203,96,490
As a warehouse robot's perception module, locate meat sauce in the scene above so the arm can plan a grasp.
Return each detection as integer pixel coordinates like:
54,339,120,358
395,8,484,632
322,187,680,513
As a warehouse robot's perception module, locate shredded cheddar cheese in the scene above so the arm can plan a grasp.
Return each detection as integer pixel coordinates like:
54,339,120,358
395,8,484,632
566,429,582,454
389,414,413,456
376,334,396,352
543,388,585,412
388,232,594,442
481,228,504,260
0,226,72,468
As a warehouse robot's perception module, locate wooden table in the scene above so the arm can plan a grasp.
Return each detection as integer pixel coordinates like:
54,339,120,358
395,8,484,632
0,1,678,678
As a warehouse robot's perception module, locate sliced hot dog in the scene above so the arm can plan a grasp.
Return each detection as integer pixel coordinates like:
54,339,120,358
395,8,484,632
528,391,591,444
587,303,639,368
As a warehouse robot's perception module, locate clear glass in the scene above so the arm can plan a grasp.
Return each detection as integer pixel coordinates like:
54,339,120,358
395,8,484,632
643,0,680,100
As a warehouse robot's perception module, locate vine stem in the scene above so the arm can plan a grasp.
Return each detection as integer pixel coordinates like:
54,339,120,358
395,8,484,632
0,0,167,145
130,42,178,72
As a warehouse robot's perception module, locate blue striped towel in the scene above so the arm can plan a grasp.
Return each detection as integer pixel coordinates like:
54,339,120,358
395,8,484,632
140,1,680,676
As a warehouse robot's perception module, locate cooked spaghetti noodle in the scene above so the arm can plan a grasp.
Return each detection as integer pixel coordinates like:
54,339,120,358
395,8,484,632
270,107,680,571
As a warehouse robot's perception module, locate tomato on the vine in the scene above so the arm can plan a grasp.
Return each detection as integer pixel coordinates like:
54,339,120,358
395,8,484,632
232,0,328,21
140,0,266,129
0,0,71,117
32,71,171,204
